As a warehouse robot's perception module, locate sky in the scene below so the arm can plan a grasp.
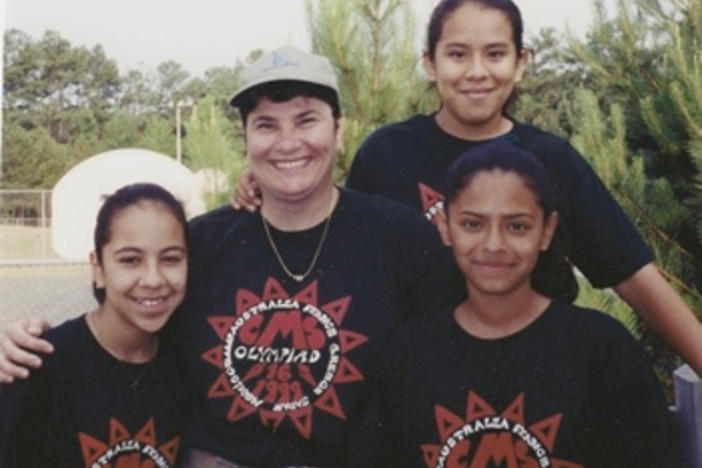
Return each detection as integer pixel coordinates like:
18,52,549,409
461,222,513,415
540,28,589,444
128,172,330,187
3,0,616,78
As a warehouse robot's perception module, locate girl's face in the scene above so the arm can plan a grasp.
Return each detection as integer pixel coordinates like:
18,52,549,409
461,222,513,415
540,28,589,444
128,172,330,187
438,169,558,299
91,200,187,336
424,2,527,139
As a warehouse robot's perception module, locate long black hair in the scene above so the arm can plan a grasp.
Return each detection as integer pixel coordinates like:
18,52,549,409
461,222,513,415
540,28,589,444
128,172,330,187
442,140,578,303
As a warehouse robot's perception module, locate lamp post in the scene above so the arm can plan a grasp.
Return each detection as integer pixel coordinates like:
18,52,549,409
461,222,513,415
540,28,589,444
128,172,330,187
175,100,184,164
172,98,193,164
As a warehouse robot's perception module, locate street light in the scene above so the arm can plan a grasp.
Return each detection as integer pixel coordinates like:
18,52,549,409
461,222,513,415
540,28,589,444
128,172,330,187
172,98,193,164
175,100,184,164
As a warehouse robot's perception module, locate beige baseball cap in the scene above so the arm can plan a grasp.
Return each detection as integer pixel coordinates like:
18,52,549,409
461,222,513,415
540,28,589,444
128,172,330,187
229,45,340,108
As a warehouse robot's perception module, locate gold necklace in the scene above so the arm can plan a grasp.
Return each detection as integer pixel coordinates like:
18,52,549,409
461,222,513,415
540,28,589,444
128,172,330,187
261,191,336,283
86,313,156,394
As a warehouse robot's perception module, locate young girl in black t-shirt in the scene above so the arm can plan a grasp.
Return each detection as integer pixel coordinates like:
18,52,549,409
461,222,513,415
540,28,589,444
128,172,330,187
0,183,190,468
372,141,683,467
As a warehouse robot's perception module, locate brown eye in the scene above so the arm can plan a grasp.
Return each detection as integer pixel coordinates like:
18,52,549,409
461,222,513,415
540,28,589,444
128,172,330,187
508,222,529,233
460,219,482,231
119,256,140,266
162,254,184,264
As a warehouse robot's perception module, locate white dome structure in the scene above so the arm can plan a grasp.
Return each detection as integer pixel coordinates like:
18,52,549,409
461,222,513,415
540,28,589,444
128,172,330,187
52,148,207,260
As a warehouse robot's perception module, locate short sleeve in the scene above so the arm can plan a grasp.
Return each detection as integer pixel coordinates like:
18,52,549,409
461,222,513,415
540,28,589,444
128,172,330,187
558,143,654,287
346,134,383,194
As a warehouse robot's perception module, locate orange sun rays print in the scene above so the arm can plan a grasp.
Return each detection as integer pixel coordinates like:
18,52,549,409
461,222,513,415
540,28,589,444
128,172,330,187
78,417,180,468
201,277,368,439
420,391,583,468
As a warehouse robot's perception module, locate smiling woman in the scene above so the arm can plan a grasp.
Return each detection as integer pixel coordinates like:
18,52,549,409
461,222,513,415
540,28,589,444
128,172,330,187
244,94,341,219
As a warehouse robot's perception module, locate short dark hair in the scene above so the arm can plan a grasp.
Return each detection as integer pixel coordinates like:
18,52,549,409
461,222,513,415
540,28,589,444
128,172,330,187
443,141,578,303
92,183,188,304
233,80,341,126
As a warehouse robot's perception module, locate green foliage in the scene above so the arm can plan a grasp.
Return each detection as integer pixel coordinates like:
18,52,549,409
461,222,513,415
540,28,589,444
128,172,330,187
184,95,245,208
137,117,176,156
3,29,120,142
1,122,70,189
559,0,702,383
154,60,191,114
575,277,644,339
119,69,153,115
100,111,142,150
569,0,702,289
306,0,434,180
513,28,585,138
201,66,243,121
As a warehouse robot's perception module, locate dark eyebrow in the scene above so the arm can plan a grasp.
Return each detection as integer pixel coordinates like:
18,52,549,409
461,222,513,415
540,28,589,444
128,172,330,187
485,41,510,48
161,246,187,254
113,247,143,255
455,210,534,218
295,109,321,119
456,209,483,216
251,115,277,123
113,245,186,255
443,42,469,49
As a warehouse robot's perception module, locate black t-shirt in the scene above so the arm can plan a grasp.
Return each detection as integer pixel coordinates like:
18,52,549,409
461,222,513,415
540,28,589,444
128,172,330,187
0,315,189,468
374,301,682,468
347,114,653,287
180,187,458,467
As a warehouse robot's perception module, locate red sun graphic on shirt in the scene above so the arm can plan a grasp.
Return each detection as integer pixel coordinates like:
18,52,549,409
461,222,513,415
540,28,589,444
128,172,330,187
419,182,445,225
420,391,582,468
78,417,180,468
201,277,368,439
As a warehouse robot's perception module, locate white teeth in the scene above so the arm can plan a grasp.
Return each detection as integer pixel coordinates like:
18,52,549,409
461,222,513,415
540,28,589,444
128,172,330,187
138,298,164,306
275,159,307,169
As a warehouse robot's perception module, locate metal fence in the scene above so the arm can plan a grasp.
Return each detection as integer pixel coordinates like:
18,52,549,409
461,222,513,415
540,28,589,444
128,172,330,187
0,189,54,260
0,189,93,331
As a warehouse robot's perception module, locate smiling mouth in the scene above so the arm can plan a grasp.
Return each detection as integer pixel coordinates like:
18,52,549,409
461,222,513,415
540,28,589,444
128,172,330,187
463,89,493,98
273,158,309,170
474,261,513,269
134,296,168,307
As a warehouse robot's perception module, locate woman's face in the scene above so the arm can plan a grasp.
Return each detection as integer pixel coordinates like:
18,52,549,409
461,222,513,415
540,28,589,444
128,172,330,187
424,2,527,139
438,169,557,299
91,200,187,336
245,96,342,206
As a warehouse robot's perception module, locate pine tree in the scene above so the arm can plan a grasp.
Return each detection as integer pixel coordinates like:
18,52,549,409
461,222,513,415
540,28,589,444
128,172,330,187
305,0,435,180
564,0,702,379
184,95,245,208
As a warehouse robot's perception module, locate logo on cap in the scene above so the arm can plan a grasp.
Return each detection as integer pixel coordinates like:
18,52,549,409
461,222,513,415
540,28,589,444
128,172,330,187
271,51,298,69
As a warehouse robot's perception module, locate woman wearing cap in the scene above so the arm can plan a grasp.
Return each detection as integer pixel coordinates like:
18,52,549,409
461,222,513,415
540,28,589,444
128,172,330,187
0,46,458,468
